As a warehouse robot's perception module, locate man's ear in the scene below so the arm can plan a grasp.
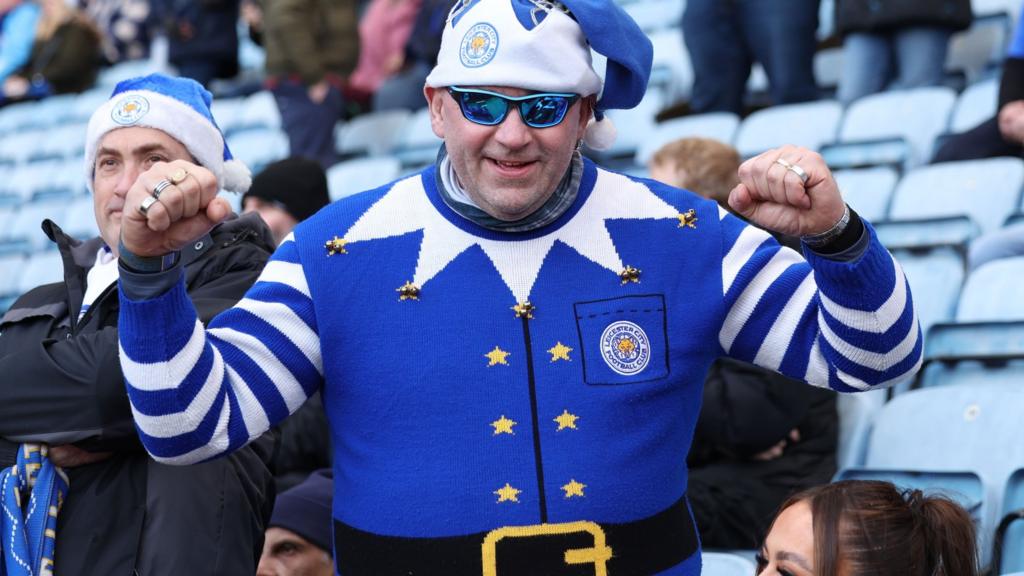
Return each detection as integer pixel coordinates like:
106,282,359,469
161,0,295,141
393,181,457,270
425,86,446,139
576,95,596,142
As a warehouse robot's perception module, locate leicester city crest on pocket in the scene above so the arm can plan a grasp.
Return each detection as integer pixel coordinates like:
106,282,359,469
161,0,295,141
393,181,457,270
460,22,499,68
600,321,651,376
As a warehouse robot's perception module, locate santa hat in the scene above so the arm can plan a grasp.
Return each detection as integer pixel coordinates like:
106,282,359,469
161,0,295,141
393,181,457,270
425,0,653,150
84,74,251,193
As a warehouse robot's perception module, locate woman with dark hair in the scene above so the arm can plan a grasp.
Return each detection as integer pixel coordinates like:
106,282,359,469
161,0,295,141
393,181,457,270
757,479,979,576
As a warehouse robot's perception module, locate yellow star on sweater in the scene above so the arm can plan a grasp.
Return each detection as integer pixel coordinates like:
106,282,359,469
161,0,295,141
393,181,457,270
495,483,521,503
561,479,586,498
491,415,516,435
547,342,573,362
554,409,579,431
485,346,510,367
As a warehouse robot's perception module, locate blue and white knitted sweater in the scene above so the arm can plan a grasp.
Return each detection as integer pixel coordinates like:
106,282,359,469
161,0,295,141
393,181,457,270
118,159,921,575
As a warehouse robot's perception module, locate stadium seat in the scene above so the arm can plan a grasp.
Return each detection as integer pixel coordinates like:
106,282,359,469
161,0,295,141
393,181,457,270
60,196,99,240
96,59,164,89
891,246,965,334
29,122,88,162
733,100,842,157
17,249,64,294
830,86,957,168
226,128,290,175
594,91,665,162
886,158,1024,237
950,76,1000,134
8,199,70,252
946,13,1011,86
0,128,51,165
0,252,26,298
836,388,887,469
392,108,442,169
0,100,40,135
65,89,114,124
914,321,1024,390
633,112,741,167
19,93,80,130
813,47,844,95
834,166,899,222
326,156,403,201
841,383,1024,562
971,0,1020,19
237,91,282,131
648,28,693,104
701,552,757,575
336,109,412,157
623,0,684,32
210,97,248,135
998,469,1024,574
957,256,1024,321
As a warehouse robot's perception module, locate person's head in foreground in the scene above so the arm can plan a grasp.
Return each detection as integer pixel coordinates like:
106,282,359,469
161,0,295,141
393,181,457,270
648,137,741,208
422,0,651,221
257,469,334,576
758,479,978,576
242,157,329,244
85,73,251,255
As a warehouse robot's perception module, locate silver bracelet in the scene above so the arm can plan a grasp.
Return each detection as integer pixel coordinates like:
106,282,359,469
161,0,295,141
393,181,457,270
801,204,851,248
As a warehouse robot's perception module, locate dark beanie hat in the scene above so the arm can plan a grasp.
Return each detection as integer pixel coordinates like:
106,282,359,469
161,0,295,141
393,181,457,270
242,157,330,222
268,468,334,552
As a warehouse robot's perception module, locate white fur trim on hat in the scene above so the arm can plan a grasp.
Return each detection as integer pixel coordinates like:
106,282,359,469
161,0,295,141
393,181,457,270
426,0,602,97
583,115,617,150
84,90,246,192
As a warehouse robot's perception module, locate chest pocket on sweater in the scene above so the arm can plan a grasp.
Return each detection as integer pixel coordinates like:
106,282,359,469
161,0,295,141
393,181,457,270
574,294,669,385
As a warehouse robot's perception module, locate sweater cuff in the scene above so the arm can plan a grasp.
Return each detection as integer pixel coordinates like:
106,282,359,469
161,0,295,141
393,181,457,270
802,221,898,311
118,262,183,301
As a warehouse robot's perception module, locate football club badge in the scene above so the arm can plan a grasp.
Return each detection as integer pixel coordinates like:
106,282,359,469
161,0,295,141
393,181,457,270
460,22,499,68
110,95,150,125
600,321,651,376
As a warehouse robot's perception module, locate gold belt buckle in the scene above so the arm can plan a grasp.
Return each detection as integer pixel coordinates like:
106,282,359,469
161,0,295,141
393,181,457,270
481,521,613,576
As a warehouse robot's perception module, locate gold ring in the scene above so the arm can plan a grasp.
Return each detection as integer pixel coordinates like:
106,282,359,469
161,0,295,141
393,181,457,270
774,158,794,170
169,168,188,185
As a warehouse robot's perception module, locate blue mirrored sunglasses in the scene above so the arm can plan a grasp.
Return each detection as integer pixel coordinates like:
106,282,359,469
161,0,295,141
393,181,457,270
447,86,581,129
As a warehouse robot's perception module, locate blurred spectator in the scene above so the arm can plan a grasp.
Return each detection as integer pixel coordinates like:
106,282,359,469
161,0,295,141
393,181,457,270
2,0,101,103
758,480,979,575
151,0,242,87
0,0,41,83
242,156,331,245
346,0,420,108
934,3,1024,163
682,0,820,114
835,0,972,105
263,0,358,168
372,0,452,111
648,137,835,549
80,0,154,63
258,469,334,576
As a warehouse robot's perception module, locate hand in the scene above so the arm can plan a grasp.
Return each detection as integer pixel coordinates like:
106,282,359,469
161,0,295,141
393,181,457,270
120,159,232,257
384,54,405,74
308,80,330,104
998,100,1024,143
751,428,801,462
728,145,846,237
3,75,29,98
48,444,112,468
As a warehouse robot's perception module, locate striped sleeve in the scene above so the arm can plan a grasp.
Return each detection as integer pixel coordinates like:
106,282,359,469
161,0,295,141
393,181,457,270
118,234,323,464
717,207,922,392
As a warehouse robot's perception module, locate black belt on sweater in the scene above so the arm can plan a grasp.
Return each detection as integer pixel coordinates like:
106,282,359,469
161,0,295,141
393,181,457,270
333,494,698,575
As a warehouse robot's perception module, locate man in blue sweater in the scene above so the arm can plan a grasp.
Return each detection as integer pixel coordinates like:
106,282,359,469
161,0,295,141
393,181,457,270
112,0,921,573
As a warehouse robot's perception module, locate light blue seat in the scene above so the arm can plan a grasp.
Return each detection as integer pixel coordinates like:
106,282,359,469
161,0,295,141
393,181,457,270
0,128,51,165
836,388,887,469
596,92,664,161
971,0,1020,18
0,252,27,297
95,59,164,88
210,97,248,135
833,166,899,222
648,28,692,104
840,383,1024,563
60,195,99,240
237,91,282,132
634,113,741,167
8,199,70,252
891,246,965,334
701,552,756,576
19,93,80,130
326,156,403,201
913,321,1024,391
30,122,88,162
833,87,957,168
998,469,1024,574
734,100,842,157
887,158,1024,238
336,109,412,157
622,0,684,32
17,249,64,294
0,100,40,134
813,46,844,94
65,89,115,124
958,256,1024,321
226,128,290,175
946,14,1011,86
392,108,442,168
950,77,1000,134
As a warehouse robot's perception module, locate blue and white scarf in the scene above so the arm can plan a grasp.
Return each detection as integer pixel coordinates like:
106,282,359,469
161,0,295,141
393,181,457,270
0,445,68,576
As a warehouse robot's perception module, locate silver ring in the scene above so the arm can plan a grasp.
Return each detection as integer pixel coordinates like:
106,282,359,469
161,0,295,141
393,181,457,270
787,163,810,184
138,195,160,215
152,179,173,199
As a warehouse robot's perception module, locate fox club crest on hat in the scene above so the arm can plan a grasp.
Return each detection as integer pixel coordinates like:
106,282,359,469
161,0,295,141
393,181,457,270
84,73,252,193
425,0,653,149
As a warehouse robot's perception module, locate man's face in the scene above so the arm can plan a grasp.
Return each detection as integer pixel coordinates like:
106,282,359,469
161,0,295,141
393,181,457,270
257,527,333,576
242,196,298,245
425,85,591,222
92,127,192,254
